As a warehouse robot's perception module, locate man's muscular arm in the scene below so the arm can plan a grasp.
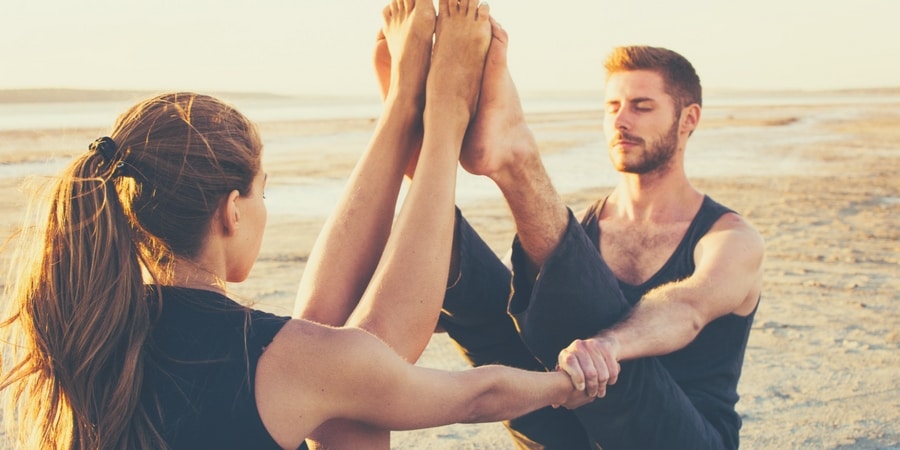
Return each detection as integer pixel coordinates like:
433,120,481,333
559,213,764,397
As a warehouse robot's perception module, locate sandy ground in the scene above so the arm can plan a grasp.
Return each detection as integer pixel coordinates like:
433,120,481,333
0,94,897,449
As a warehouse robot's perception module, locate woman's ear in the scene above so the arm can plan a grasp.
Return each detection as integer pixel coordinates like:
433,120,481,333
220,189,242,236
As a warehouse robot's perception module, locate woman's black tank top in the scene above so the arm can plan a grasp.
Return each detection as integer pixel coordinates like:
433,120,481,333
143,286,296,449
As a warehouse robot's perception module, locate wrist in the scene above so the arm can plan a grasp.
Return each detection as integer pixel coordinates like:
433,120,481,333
593,331,623,361
551,370,574,404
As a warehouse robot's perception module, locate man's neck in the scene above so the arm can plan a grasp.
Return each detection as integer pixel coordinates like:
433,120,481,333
607,168,702,223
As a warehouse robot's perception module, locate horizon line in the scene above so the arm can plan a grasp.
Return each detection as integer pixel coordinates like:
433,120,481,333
2,86,900,105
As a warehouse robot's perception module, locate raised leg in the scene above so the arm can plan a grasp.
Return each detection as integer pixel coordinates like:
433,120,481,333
438,211,593,448
306,1,492,448
293,0,435,326
301,2,438,448
375,25,424,178
460,18,569,276
346,0,492,355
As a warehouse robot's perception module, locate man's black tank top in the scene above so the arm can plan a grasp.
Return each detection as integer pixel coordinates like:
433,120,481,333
580,195,758,447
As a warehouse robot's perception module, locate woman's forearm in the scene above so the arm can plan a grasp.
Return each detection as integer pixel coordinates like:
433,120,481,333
460,365,573,423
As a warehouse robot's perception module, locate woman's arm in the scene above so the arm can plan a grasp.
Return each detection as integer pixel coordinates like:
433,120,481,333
256,320,588,450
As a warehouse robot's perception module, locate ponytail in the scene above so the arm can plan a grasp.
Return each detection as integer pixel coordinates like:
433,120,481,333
2,92,260,449
2,140,165,449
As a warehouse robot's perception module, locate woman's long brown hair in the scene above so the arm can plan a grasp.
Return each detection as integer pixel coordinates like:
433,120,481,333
1,93,261,449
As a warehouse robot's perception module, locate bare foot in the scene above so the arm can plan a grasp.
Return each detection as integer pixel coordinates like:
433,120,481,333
426,0,492,122
375,2,434,176
373,30,391,101
378,0,436,105
460,18,538,180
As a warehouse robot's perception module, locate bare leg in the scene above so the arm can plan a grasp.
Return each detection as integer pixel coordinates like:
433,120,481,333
294,0,434,326
303,3,436,448
375,28,424,178
461,18,568,274
347,0,491,355
307,1,490,449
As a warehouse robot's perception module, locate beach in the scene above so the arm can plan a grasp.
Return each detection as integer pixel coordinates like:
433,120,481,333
0,90,898,449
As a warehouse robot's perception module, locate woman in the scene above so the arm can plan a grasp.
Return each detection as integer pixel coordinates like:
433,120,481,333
0,1,590,449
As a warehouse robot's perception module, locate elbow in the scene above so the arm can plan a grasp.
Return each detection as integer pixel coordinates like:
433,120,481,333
690,312,704,335
683,307,706,345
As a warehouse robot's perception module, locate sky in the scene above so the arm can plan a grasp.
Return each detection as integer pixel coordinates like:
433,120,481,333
2,0,899,97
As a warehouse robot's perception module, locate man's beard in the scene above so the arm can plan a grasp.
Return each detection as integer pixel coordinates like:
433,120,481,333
615,118,679,175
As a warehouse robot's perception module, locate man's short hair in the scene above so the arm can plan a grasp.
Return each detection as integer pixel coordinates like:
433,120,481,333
604,46,702,110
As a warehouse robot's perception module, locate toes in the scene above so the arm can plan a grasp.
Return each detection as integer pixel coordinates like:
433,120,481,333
382,4,392,25
475,1,489,20
438,0,451,16
416,0,436,16
461,0,475,16
489,17,506,40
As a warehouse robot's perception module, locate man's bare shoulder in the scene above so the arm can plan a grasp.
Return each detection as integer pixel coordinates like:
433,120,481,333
698,212,765,281
710,211,764,245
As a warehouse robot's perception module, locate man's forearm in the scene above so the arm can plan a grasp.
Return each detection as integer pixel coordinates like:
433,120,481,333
601,283,706,361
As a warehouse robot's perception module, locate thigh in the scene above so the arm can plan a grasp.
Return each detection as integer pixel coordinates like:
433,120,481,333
508,213,631,368
573,357,728,450
506,406,592,450
439,212,525,367
505,216,728,449
438,214,592,449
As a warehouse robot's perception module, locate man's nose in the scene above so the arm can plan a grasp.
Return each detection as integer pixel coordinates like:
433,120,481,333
612,109,631,131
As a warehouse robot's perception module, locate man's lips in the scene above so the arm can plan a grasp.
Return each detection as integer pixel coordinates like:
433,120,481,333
611,133,642,148
612,138,640,147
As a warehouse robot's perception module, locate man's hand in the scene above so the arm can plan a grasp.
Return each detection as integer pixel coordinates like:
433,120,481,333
556,334,622,401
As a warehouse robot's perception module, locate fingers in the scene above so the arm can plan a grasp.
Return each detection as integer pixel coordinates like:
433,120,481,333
576,340,607,398
557,338,618,399
556,352,586,392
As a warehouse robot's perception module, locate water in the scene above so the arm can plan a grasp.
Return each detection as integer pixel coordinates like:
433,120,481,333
262,120,838,220
1,92,895,219
2,91,899,131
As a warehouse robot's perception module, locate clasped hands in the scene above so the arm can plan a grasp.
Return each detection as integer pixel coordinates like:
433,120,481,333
554,333,622,409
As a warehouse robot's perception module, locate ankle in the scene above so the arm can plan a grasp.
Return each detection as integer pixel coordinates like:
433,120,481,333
489,127,540,186
424,100,471,133
385,88,425,111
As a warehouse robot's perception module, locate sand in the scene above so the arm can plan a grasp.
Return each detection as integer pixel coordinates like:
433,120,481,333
0,93,897,449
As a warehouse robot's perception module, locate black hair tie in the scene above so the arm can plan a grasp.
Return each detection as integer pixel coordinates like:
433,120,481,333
89,136,118,164
88,136,131,178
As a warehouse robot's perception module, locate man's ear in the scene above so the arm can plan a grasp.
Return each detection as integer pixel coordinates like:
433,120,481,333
681,103,701,136
220,189,242,236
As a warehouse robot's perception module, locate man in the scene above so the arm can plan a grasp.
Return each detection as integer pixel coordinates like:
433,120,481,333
438,21,764,450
